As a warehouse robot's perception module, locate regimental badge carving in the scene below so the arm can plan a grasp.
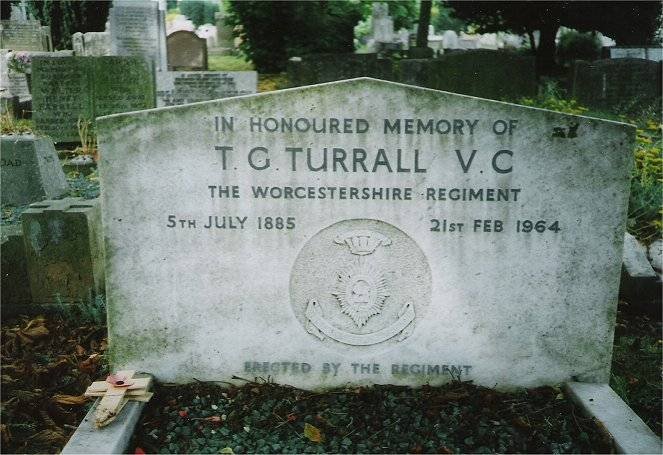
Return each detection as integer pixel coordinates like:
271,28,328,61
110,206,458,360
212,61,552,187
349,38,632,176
291,220,431,348
331,258,389,327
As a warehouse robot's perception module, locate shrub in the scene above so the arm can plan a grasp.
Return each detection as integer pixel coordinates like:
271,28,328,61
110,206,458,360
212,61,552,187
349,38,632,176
225,1,363,73
557,29,601,65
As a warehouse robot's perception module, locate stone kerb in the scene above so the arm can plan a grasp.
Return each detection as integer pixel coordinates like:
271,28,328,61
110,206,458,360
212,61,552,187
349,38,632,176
96,78,634,390
0,134,69,206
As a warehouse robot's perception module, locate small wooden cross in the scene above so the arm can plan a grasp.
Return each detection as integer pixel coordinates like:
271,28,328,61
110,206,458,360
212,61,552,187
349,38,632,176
84,370,153,427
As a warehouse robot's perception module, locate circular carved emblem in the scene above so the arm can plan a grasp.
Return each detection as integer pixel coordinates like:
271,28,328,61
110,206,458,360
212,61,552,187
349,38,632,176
290,219,431,348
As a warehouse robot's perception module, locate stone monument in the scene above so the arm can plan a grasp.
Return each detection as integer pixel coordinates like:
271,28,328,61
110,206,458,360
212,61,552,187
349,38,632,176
31,56,155,142
156,71,257,107
109,0,167,71
167,30,208,71
97,78,634,390
1,135,69,206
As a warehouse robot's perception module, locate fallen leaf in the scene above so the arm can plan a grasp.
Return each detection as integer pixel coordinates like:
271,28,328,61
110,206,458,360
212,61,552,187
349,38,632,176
204,415,222,424
286,413,297,422
53,394,90,406
134,447,146,454
27,429,65,445
75,345,86,356
304,422,324,443
178,410,188,418
220,448,234,454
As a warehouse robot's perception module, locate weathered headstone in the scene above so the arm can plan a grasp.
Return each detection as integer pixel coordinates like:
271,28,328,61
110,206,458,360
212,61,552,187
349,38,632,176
1,135,69,206
0,20,45,51
109,0,167,71
1,224,32,305
72,31,111,56
167,30,208,71
156,71,257,107
1,50,75,104
98,78,634,389
22,197,105,304
372,3,394,44
31,56,155,142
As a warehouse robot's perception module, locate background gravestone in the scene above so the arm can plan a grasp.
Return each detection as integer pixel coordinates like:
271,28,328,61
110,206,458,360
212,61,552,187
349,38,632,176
97,78,634,389
22,197,105,304
0,20,46,51
1,225,32,305
1,135,69,206
167,30,208,70
109,0,167,71
31,56,155,142
156,71,257,107
571,58,662,113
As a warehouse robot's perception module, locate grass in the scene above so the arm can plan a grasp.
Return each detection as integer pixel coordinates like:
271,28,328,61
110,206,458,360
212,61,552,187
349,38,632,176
208,55,255,72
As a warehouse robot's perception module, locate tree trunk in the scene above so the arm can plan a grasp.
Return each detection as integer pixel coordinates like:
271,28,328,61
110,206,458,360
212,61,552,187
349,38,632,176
527,30,536,51
416,0,432,48
536,22,559,75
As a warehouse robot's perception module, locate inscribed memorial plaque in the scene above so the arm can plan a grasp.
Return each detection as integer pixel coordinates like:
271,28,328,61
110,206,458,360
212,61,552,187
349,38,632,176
97,78,634,390
32,56,155,142
156,71,257,107
0,20,45,51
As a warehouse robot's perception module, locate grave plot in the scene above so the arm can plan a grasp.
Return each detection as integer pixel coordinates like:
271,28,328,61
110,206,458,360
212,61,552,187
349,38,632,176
97,78,634,390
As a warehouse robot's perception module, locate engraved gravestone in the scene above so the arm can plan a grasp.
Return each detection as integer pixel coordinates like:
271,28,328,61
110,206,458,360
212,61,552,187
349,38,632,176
109,0,167,71
97,78,634,389
155,71,257,107
0,20,45,51
31,56,155,142
1,135,69,206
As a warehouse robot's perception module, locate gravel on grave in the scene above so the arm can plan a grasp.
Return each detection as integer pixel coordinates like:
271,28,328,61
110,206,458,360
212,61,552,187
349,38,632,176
132,380,613,454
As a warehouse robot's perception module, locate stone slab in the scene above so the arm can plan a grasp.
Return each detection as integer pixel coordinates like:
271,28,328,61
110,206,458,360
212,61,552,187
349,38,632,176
156,71,257,107
1,135,69,206
166,30,208,70
1,224,31,305
0,20,45,51
608,46,663,62
22,197,105,304
31,56,155,143
565,382,661,454
61,374,152,454
97,78,634,389
109,2,162,68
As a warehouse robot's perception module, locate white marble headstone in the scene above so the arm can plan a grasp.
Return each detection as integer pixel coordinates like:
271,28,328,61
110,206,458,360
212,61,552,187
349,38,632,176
97,78,634,390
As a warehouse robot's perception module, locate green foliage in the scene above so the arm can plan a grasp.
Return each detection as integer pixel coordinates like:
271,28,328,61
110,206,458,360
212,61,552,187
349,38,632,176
179,0,219,27
26,0,111,50
208,54,254,71
519,81,588,116
225,1,363,73
431,1,465,33
55,294,107,325
557,30,601,65
0,113,33,135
